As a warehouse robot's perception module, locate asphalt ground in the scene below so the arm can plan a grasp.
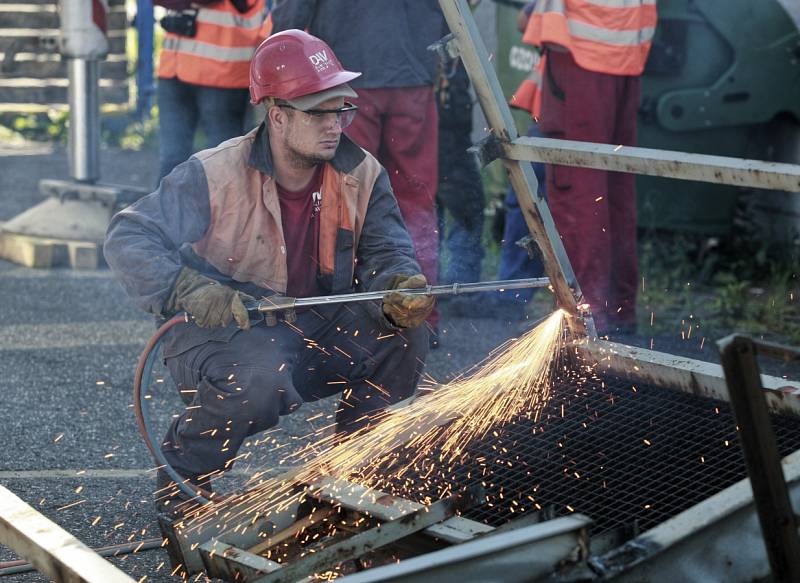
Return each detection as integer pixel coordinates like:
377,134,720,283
1,143,796,582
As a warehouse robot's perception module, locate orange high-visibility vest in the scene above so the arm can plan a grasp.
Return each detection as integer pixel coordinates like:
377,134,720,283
511,0,657,117
158,1,271,89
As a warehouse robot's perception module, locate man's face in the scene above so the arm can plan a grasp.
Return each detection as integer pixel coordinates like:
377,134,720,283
277,96,346,168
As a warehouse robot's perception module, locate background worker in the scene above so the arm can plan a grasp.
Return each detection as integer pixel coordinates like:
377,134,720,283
514,0,657,334
271,0,447,347
155,0,272,180
104,30,434,510
436,57,485,288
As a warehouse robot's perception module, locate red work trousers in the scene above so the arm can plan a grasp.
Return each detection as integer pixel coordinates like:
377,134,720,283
539,50,639,333
345,86,440,328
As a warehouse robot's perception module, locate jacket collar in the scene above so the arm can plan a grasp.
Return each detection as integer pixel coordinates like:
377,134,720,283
248,122,367,177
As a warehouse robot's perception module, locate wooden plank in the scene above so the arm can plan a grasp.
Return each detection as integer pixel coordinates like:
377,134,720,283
0,230,55,268
0,0,125,6
0,485,136,582
0,35,126,54
0,83,128,104
1,59,127,80
0,231,103,269
0,11,59,28
0,10,127,30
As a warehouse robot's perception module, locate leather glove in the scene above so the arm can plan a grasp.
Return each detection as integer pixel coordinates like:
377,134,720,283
167,267,252,329
382,274,435,328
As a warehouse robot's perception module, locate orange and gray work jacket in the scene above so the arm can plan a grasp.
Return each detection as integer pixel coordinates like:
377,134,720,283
103,123,421,335
158,0,272,88
510,0,657,117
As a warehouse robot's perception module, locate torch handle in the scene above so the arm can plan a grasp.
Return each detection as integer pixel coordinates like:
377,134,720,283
246,277,550,314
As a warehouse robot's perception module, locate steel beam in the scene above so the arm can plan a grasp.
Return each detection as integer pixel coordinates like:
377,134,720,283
438,0,591,337
577,339,800,417
718,335,800,582
306,477,495,544
335,514,592,583
501,136,800,192
250,488,482,583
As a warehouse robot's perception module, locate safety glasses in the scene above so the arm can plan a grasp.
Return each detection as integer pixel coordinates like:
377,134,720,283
278,101,359,129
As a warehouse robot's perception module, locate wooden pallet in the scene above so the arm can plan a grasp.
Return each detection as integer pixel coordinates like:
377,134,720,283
0,223,102,269
0,0,129,112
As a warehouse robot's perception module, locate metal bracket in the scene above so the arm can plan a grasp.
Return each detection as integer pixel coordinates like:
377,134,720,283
514,235,541,261
470,133,506,168
427,32,461,61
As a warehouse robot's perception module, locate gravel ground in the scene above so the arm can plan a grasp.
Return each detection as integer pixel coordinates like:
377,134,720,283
0,142,796,581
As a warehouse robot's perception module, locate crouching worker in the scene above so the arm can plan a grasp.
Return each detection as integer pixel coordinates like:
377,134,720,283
104,30,434,514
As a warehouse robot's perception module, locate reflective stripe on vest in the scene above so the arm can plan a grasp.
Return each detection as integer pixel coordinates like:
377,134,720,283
158,0,267,88
192,129,381,293
522,0,657,76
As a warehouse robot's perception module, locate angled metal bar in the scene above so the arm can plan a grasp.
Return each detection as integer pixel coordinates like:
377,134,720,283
717,334,800,583
0,485,136,583
200,540,282,581
250,488,482,583
502,137,800,192
438,0,592,337
306,476,494,544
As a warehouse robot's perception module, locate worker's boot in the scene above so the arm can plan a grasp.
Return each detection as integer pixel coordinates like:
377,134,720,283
155,469,213,520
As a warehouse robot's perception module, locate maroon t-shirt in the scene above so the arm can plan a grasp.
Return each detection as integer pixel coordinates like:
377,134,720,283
276,166,324,298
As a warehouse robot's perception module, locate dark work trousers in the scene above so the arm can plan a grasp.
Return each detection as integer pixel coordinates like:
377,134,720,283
539,50,639,333
157,77,250,182
345,86,440,328
160,303,429,479
436,64,485,285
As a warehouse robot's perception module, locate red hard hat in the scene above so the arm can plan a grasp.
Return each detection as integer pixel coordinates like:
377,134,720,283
249,29,361,105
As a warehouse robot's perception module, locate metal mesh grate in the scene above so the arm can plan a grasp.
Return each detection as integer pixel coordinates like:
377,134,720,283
364,369,800,536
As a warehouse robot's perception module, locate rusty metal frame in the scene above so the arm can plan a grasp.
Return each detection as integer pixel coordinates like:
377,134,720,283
194,482,486,582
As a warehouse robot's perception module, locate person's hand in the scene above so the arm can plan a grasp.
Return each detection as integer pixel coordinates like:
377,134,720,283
382,274,435,328
168,267,252,329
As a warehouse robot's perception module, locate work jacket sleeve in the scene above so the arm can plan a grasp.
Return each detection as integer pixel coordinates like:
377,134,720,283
354,169,422,329
103,158,211,316
270,0,316,32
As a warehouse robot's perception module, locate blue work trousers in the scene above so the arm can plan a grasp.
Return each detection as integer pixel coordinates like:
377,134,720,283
157,77,250,181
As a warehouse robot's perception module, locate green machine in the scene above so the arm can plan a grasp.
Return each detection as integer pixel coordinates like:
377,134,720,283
493,0,800,236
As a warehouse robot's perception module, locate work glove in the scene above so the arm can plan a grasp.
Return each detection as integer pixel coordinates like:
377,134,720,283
167,267,252,330
382,274,435,329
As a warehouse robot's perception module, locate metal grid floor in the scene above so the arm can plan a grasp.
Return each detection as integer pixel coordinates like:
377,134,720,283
363,368,800,536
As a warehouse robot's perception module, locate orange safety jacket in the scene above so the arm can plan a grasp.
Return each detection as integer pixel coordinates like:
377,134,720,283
158,0,272,89
510,0,657,117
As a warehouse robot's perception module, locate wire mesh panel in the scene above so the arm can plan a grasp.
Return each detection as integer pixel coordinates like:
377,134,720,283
360,369,800,537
